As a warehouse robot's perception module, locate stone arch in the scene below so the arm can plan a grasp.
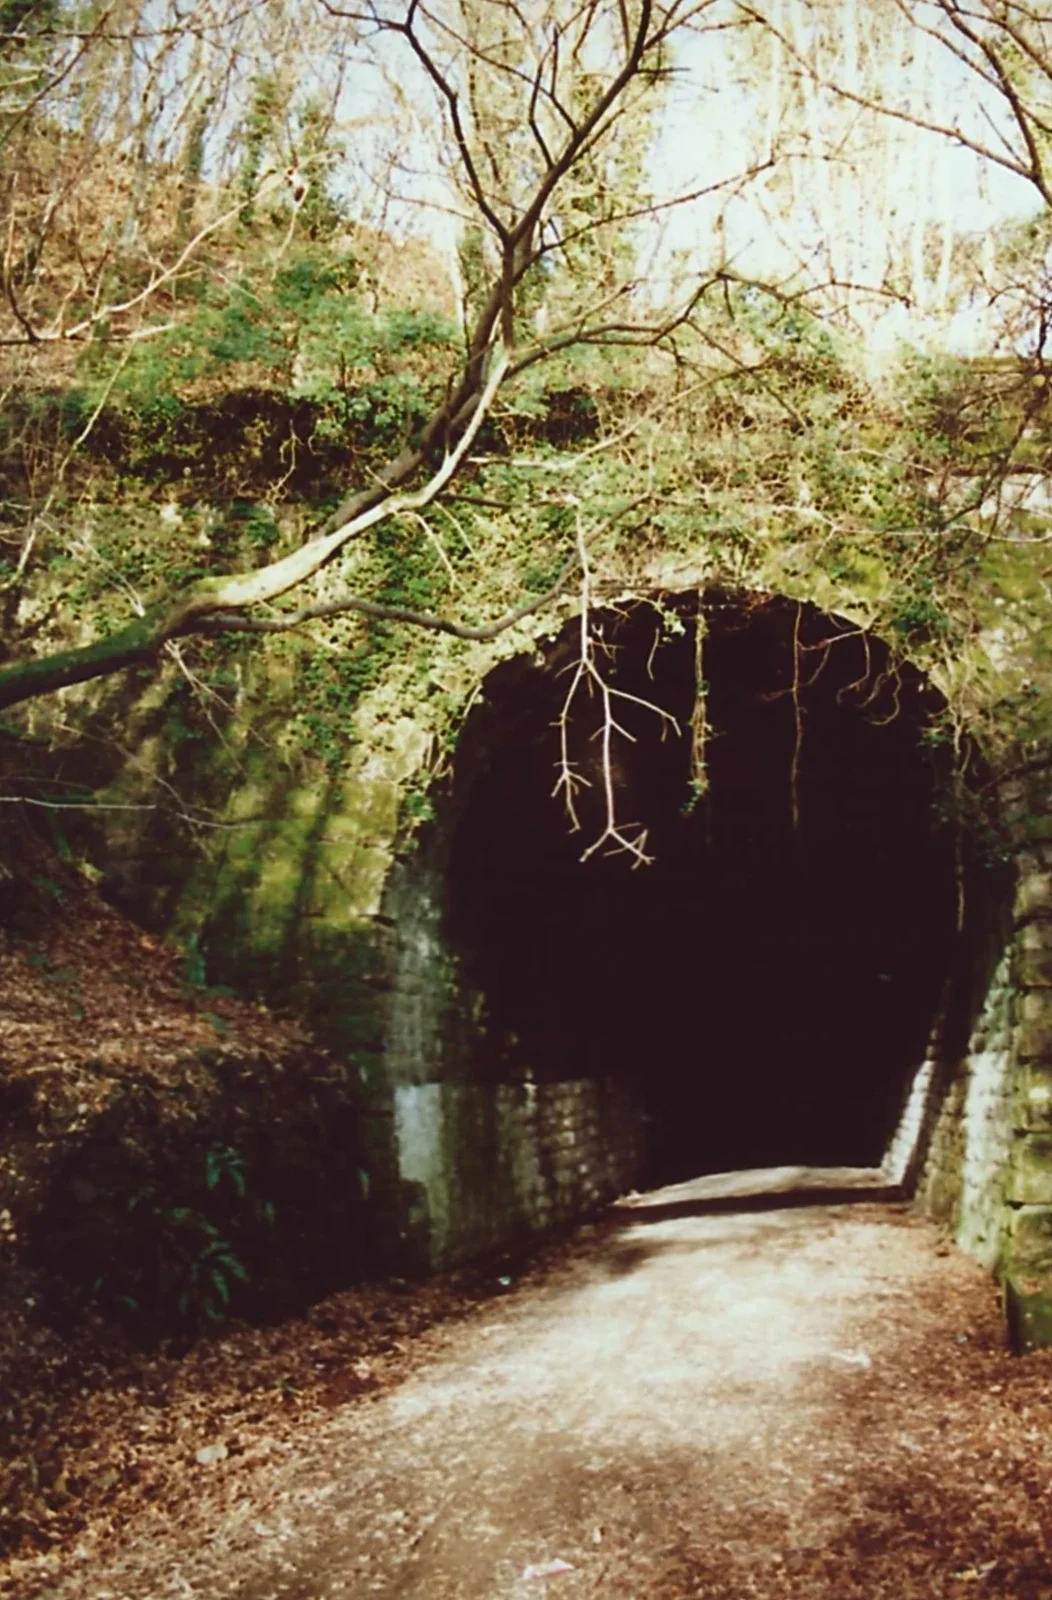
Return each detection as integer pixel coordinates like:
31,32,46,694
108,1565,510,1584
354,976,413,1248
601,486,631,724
377,586,1047,1317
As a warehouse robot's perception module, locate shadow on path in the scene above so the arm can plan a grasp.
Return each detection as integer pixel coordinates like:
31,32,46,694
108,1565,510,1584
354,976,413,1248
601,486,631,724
609,1164,904,1223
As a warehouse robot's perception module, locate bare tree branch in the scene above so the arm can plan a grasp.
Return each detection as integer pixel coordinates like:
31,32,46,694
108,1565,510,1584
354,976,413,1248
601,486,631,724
200,548,582,641
553,509,680,864
0,343,509,709
0,0,766,723
734,0,1052,203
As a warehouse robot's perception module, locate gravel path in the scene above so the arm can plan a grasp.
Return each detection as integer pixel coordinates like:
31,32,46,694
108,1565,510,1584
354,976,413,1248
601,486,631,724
50,1170,1052,1600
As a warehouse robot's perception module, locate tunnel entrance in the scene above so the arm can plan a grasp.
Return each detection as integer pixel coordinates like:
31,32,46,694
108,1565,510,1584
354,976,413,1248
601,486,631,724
443,591,961,1188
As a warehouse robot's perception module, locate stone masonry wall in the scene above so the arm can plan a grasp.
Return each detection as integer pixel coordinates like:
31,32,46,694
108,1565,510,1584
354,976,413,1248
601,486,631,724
130,584,1052,1322
393,1076,643,1270
914,953,1016,1271
999,783,1052,1350
912,773,1052,1347
364,850,645,1271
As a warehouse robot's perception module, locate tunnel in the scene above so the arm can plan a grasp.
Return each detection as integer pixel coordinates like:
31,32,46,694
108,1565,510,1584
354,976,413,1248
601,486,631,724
441,590,962,1188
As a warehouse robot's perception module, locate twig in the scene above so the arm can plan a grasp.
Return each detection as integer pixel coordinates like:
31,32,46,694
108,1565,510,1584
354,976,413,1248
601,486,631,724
552,511,680,866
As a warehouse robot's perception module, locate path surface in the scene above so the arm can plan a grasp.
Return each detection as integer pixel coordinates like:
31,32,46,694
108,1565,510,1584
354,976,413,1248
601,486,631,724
52,1170,1052,1600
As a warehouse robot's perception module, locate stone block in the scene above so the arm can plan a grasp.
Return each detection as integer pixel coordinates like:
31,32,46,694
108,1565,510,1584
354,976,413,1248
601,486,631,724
1020,946,1052,987
1003,1208,1052,1349
1015,1018,1052,1061
1004,1272,1052,1351
986,1020,1012,1053
1016,873,1052,920
1022,919,1052,951
1006,1204,1052,1268
1019,1065,1052,1131
1019,989,1051,1023
1007,1134,1052,1203
380,717,433,785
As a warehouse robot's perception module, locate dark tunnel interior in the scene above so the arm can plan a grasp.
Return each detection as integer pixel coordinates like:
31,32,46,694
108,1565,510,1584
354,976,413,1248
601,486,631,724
442,591,961,1186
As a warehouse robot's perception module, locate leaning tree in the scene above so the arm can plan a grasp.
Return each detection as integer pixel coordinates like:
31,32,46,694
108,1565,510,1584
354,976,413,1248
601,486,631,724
0,0,771,713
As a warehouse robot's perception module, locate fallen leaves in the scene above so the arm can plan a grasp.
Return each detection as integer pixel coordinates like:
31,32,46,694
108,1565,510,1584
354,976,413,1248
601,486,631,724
0,1254,527,1585
0,874,368,1567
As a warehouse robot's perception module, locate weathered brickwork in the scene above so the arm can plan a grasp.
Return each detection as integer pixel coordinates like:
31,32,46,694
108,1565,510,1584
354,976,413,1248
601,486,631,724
911,775,1052,1347
914,953,1016,1270
1001,810,1052,1347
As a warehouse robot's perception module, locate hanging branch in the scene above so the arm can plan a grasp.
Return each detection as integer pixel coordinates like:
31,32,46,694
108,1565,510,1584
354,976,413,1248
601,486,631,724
689,593,710,804
788,598,804,833
552,510,680,866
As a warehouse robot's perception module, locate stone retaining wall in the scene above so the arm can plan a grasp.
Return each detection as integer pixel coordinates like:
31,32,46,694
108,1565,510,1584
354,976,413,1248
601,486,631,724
352,855,646,1271
998,788,1052,1349
914,953,1016,1270
909,773,1052,1347
392,1075,644,1269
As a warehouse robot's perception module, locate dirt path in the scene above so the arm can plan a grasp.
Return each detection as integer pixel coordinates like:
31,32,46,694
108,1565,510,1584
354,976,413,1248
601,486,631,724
48,1171,1052,1600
